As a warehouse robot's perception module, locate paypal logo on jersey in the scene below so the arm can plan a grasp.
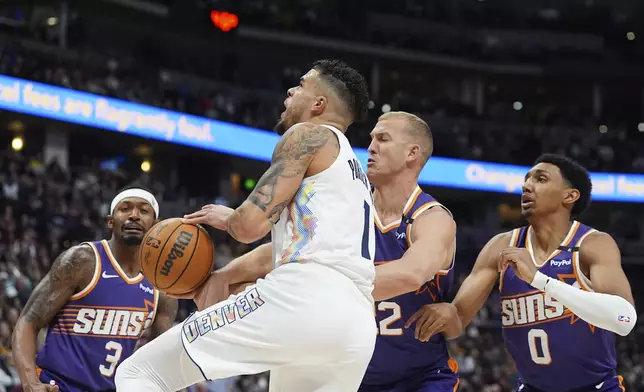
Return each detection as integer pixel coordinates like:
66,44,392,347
139,283,154,294
550,259,572,267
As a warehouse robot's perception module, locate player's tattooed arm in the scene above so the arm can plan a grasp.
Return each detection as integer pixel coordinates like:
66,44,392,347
12,245,95,388
148,293,178,340
227,123,337,243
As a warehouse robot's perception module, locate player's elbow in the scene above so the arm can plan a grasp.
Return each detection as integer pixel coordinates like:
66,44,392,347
401,269,429,292
227,217,269,244
408,258,445,288
11,318,32,349
615,307,637,337
230,228,264,244
10,322,20,351
616,320,636,337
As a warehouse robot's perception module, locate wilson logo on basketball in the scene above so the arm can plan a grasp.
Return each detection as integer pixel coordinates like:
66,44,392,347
160,231,194,276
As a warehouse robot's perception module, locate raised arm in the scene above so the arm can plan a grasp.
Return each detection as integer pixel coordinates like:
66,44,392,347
12,245,96,391
373,208,456,301
226,123,336,243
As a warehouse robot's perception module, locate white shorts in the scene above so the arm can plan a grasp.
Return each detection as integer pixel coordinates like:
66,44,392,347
118,262,377,392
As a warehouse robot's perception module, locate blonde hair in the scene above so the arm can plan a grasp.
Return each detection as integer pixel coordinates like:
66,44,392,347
378,111,433,162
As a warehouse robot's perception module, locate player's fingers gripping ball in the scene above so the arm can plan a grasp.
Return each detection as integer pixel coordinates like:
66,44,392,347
140,217,215,295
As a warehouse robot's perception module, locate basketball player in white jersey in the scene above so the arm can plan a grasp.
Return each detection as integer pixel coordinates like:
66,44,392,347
115,59,377,392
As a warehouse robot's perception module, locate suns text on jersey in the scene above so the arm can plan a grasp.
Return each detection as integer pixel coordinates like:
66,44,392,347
73,308,154,337
183,288,265,343
501,292,566,327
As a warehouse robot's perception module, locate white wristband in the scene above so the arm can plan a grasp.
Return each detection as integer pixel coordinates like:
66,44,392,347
531,271,550,291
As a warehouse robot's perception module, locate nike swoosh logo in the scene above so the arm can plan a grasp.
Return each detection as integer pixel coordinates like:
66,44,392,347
102,272,120,279
595,382,604,389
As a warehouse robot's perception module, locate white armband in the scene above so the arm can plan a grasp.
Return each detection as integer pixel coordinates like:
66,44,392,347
531,271,637,336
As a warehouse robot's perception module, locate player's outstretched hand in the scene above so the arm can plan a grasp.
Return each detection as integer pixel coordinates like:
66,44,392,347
499,248,538,285
405,303,459,342
167,271,230,311
182,204,235,231
23,382,59,392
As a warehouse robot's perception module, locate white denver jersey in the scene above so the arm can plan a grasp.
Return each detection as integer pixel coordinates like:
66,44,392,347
271,124,376,299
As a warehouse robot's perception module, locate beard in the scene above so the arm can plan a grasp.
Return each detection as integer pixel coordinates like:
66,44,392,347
273,117,290,135
274,105,302,135
122,234,143,246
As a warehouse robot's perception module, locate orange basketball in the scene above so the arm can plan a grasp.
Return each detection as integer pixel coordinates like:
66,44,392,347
139,218,215,295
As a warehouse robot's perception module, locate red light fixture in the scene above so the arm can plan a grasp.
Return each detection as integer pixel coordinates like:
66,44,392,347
210,10,239,32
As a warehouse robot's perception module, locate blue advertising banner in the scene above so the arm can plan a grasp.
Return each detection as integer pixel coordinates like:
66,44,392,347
1,75,642,202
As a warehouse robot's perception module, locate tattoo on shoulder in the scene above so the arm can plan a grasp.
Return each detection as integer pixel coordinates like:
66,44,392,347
21,244,96,328
248,125,335,214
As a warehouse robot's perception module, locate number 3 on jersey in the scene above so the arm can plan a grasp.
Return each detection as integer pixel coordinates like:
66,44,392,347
99,341,123,377
361,201,371,259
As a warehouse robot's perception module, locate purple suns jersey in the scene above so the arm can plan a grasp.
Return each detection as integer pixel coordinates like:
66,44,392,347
500,221,619,392
36,240,158,391
362,186,458,386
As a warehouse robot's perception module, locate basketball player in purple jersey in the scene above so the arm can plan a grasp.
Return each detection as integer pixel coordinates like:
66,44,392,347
359,112,460,392
411,154,637,392
12,186,178,392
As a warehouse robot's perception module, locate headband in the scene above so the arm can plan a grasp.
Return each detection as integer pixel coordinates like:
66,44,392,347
110,188,160,217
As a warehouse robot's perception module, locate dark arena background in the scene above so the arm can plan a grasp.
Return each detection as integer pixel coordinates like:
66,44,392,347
1,0,644,391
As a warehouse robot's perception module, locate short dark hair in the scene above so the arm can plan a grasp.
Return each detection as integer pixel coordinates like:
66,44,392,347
312,59,369,123
534,154,592,217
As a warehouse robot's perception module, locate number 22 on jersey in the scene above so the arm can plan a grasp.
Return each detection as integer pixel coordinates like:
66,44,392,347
375,301,403,336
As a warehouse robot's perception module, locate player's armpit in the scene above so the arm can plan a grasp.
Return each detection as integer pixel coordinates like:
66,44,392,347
148,293,178,340
450,232,512,336
12,245,96,387
372,208,455,301
227,123,337,243
581,231,635,306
